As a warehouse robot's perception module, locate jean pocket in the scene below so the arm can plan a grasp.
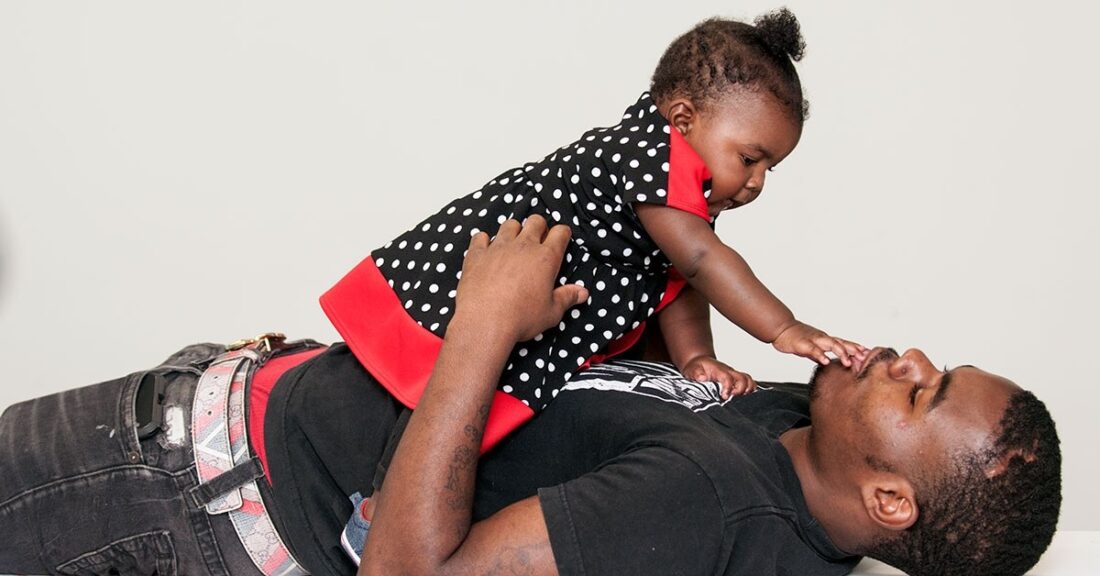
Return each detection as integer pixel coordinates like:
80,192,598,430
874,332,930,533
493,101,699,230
55,531,176,576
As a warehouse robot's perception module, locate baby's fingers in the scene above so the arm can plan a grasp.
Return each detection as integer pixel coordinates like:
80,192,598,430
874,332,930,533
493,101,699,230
713,370,735,400
809,335,853,366
835,338,866,364
686,365,710,383
724,371,756,398
835,339,856,356
736,372,757,396
825,339,854,367
801,341,831,365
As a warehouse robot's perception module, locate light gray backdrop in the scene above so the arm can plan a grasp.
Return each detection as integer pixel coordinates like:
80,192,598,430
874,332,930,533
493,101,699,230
1,0,1096,532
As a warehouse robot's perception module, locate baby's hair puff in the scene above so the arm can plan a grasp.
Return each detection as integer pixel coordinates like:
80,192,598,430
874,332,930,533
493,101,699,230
651,7,809,123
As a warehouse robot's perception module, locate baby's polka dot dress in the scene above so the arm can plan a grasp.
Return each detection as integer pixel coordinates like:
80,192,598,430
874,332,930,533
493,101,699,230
322,93,713,449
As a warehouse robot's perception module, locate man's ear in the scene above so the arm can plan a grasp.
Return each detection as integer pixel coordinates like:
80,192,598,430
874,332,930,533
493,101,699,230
664,98,697,137
860,475,918,532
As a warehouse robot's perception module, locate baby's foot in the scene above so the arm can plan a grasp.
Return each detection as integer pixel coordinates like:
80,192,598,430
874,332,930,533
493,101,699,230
340,492,372,565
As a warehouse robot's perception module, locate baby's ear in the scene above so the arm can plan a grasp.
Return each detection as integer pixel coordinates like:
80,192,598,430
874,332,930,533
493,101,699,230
665,98,696,136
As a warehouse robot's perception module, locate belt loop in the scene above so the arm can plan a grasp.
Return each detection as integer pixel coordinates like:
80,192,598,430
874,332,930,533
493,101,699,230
189,457,265,509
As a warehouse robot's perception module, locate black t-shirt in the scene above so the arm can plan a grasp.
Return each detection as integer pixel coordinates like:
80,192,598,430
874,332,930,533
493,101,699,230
263,346,861,576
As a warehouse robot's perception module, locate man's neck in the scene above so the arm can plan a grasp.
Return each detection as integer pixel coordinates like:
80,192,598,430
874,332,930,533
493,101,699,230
780,426,861,555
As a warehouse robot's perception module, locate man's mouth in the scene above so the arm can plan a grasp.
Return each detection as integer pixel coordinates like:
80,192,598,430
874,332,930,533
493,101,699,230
854,347,898,380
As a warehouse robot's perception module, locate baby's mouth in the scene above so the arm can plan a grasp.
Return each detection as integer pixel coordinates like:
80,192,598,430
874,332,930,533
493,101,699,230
708,199,738,217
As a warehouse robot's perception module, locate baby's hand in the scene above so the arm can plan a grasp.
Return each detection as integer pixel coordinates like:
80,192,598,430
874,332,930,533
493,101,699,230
681,356,756,400
772,322,866,367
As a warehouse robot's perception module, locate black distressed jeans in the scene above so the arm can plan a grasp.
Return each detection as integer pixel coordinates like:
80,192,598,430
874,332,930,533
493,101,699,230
0,344,264,576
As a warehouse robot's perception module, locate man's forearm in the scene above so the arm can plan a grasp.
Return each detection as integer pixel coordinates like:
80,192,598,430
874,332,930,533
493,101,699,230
360,313,511,574
360,217,583,576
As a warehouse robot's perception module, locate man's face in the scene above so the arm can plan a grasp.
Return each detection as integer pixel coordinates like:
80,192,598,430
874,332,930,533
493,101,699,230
806,347,1020,478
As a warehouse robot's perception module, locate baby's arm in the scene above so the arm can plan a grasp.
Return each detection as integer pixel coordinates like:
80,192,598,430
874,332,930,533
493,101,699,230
658,284,756,397
636,204,864,365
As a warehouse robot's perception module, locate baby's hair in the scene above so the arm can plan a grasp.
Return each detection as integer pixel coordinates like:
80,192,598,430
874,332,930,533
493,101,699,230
651,7,808,123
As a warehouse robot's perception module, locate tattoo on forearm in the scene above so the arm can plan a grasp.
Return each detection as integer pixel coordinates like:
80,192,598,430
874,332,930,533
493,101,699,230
484,541,551,576
464,424,481,442
442,404,490,510
451,445,476,471
446,493,471,510
445,444,477,508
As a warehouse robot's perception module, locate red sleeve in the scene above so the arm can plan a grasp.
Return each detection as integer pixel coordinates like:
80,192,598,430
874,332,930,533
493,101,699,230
614,123,712,222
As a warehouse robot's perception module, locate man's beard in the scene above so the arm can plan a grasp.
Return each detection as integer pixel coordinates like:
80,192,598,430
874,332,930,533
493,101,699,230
807,347,899,403
807,362,829,402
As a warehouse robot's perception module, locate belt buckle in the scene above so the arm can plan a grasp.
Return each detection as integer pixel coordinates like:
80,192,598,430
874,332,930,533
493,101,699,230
227,332,286,353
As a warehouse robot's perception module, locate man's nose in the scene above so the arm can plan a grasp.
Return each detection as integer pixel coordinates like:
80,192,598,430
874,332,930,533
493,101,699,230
887,349,940,386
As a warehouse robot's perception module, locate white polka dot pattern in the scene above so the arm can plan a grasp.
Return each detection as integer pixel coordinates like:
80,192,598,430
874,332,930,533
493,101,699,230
370,93,711,411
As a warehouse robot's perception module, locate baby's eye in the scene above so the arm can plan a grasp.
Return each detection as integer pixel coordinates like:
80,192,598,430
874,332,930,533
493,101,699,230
740,155,759,166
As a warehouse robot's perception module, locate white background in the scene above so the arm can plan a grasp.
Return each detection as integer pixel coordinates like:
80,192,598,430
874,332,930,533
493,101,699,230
0,0,1096,538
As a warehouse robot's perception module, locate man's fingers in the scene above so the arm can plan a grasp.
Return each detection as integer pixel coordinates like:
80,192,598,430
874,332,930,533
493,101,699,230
542,223,573,256
517,214,548,242
496,218,523,240
551,285,589,316
545,283,589,331
467,230,490,251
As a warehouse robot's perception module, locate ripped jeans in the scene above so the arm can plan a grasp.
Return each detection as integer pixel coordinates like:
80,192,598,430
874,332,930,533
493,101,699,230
0,344,264,576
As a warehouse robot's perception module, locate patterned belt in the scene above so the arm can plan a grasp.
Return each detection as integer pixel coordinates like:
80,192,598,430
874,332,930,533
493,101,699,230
188,333,310,576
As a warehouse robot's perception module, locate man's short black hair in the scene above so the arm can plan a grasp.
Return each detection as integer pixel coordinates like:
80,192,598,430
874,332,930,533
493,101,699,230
865,390,1062,576
650,7,808,123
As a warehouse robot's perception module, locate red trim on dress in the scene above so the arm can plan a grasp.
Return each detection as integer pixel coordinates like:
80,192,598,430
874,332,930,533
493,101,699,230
665,126,713,221
320,256,533,453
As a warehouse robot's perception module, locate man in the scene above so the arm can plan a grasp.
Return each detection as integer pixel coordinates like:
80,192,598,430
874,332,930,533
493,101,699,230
359,217,1061,576
0,217,1060,576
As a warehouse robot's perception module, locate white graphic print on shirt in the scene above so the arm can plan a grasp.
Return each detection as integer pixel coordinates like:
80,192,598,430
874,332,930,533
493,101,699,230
563,360,728,412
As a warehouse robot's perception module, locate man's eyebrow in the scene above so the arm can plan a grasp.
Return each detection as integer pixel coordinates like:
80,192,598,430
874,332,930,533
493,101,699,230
928,365,974,412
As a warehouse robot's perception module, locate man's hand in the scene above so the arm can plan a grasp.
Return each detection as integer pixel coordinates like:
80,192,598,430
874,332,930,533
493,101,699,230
362,215,581,576
771,321,866,367
681,355,756,399
454,216,590,343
